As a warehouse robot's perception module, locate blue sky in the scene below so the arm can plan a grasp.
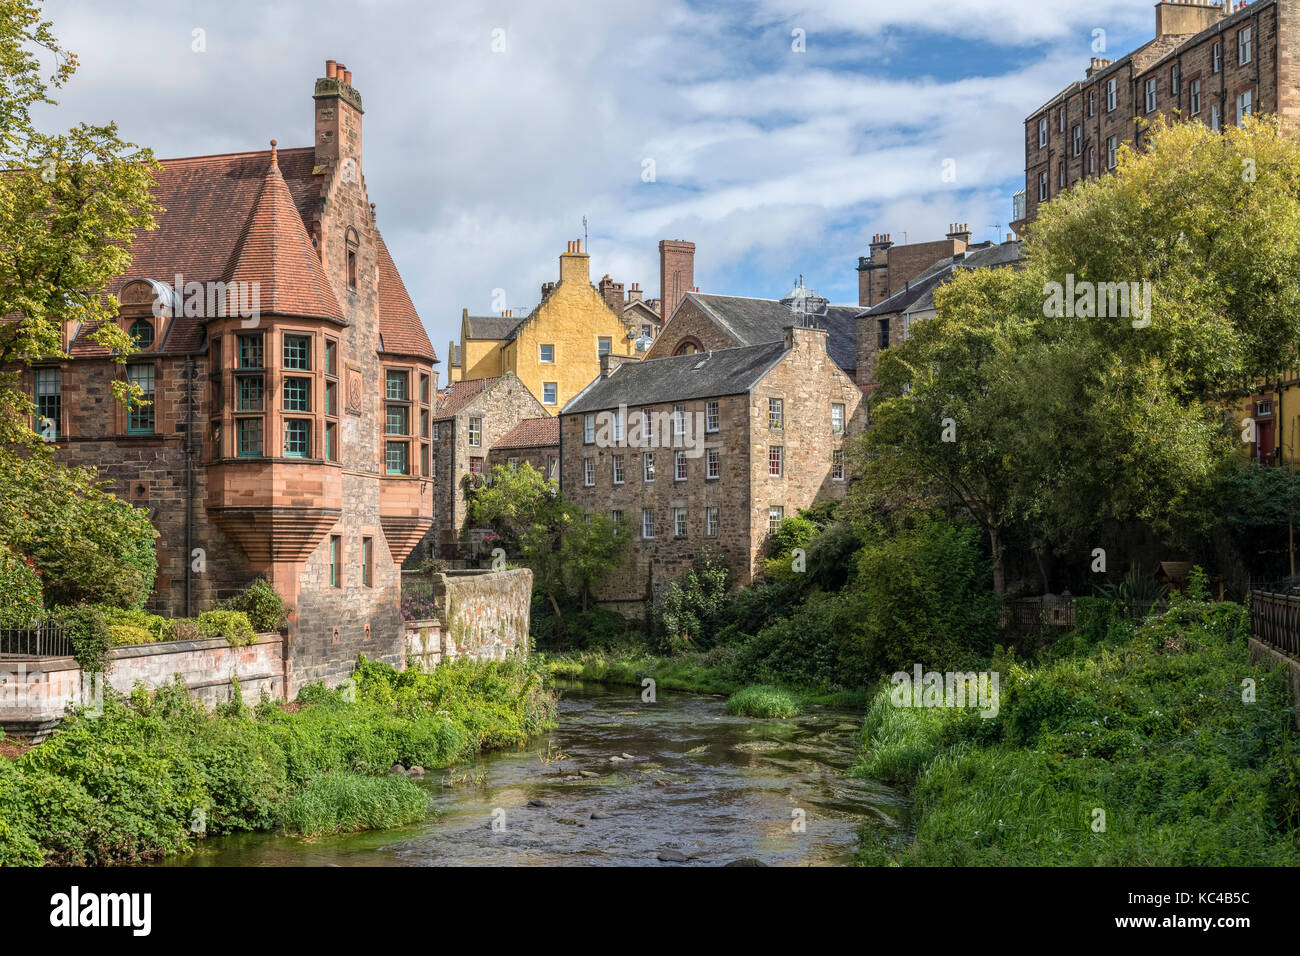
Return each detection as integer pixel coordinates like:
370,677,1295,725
37,0,1159,379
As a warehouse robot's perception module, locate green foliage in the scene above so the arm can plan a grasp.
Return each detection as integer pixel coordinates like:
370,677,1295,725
857,601,1300,865
49,603,109,673
216,578,287,633
197,610,256,647
725,684,801,718
0,656,556,865
653,549,731,652
278,773,430,837
0,543,41,625
530,595,633,652
0,452,157,609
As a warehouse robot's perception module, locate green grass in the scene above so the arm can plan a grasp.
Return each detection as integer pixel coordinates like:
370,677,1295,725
855,598,1300,866
278,772,430,836
726,684,802,718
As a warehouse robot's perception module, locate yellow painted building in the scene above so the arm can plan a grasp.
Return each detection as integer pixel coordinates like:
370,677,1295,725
445,240,638,412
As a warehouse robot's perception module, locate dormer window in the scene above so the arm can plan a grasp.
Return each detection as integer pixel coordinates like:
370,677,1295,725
129,319,154,350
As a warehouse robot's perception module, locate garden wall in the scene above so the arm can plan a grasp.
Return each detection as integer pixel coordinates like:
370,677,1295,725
404,568,532,670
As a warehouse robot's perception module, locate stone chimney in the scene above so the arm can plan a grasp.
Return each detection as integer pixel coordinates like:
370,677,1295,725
659,239,695,323
627,283,643,304
1086,57,1114,78
541,281,556,300
314,58,364,176
598,274,625,315
946,222,972,247
559,239,589,285
783,324,829,353
1155,1,1226,38
600,353,631,378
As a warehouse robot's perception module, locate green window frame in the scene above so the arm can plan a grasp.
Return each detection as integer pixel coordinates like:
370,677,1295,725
129,319,154,350
385,441,409,475
283,419,310,458
325,380,337,416
362,537,373,588
126,363,155,434
386,404,408,436
237,417,263,457
284,334,311,370
283,377,311,412
325,421,337,462
324,339,337,376
34,368,60,440
238,334,264,370
386,369,409,401
237,375,264,411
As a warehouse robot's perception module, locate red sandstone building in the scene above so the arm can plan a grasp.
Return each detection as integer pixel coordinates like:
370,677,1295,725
1017,0,1299,231
14,61,437,693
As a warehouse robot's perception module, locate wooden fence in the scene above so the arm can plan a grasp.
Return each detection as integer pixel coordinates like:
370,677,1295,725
1249,589,1300,660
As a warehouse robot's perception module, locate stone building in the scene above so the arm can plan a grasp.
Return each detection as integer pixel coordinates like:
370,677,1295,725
485,416,560,478
647,283,859,381
443,240,644,411
423,373,547,559
856,225,973,308
560,325,864,613
13,60,437,695
598,276,663,350
858,237,1024,391
1018,0,1298,230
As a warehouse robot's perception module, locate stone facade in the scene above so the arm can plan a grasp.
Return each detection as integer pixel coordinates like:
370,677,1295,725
404,568,533,669
856,228,969,307
561,326,863,612
1021,0,1291,229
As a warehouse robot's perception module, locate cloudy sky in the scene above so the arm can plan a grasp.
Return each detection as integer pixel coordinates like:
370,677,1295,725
36,0,1158,371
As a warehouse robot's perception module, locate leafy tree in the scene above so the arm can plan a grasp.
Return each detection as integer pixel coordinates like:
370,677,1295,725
0,1,160,445
654,548,730,651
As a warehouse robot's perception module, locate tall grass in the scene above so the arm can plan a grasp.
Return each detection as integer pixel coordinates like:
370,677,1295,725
279,773,430,836
726,685,801,718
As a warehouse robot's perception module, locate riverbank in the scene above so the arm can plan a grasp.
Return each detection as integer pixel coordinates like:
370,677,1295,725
854,597,1300,866
0,656,556,866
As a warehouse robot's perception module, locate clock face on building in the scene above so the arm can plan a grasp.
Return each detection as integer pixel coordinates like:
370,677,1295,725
346,367,363,415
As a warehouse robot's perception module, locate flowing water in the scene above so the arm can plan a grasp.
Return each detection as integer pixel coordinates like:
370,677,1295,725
167,681,909,867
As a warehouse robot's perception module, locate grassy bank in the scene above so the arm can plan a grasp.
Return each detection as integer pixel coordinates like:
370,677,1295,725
855,598,1300,866
0,655,556,866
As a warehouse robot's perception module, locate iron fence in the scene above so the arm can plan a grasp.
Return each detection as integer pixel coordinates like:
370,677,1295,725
0,623,72,658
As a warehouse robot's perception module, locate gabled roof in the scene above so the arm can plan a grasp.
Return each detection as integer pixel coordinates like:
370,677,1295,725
435,377,499,419
682,292,857,373
494,416,559,450
220,152,344,322
464,315,520,340
563,341,787,415
376,231,435,360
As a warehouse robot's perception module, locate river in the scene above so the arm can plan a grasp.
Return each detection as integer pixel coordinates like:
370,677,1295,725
166,681,909,867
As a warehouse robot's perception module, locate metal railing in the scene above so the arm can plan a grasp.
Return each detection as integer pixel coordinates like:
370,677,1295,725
0,623,72,658
1249,588,1300,659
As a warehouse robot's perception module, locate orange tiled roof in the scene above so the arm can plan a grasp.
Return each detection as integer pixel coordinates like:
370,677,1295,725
376,230,435,361
493,416,558,450
435,377,498,419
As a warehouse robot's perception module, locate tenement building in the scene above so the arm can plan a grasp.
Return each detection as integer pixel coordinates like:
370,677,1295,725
856,224,973,308
15,60,437,694
560,325,864,614
1018,0,1299,230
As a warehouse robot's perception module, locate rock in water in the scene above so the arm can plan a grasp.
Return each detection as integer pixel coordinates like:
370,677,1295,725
407,765,425,777
527,799,549,808
589,811,611,820
389,763,406,775
657,849,690,863
725,858,767,867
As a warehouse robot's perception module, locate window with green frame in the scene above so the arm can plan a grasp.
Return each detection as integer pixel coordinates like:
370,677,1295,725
237,334,263,369
283,419,310,458
420,408,429,439
385,404,408,436
385,441,408,475
325,421,338,461
284,334,311,370
420,374,429,403
283,377,311,412
385,369,408,401
34,368,60,440
126,364,155,434
237,417,263,457
325,380,337,416
325,339,337,376
237,375,264,411
129,319,154,350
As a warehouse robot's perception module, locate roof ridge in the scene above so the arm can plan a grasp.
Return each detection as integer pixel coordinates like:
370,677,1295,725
159,146,314,166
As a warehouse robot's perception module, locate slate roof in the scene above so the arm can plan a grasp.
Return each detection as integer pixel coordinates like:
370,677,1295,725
435,377,499,419
683,293,858,374
50,145,433,363
494,416,559,450
464,315,521,340
563,341,787,415
863,240,1024,318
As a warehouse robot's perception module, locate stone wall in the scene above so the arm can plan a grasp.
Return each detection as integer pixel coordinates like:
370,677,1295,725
0,634,283,742
403,568,533,669
644,297,740,361
1248,637,1300,729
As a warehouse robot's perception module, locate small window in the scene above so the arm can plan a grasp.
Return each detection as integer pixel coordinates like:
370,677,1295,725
584,414,595,444
283,419,310,458
420,408,429,439
1058,107,1065,133
673,404,686,436
325,339,337,376
386,441,409,474
1238,90,1253,126
1038,171,1049,201
127,363,155,434
469,456,483,476
284,334,311,370
129,319,154,350
386,404,409,435
1239,26,1252,66
547,455,558,481
1191,78,1202,115
543,382,557,405
674,508,687,538
1213,40,1222,74
706,448,720,479
832,448,845,481
1171,63,1180,96
283,377,311,412
1058,161,1065,188
1072,125,1082,156
706,507,719,537
613,455,625,484
612,509,623,526
644,452,655,482
768,506,784,534
612,407,625,443
675,450,688,481
540,344,555,363
1088,147,1096,175
1037,117,1048,147
325,421,338,461
642,509,655,540
1107,136,1119,170
419,374,430,404
1145,78,1156,114
768,398,783,429
1211,103,1222,132
1087,89,1096,117
584,458,595,486
832,403,845,435
237,418,263,457
468,416,482,447
347,249,357,291
1106,78,1117,112
238,333,264,369
878,318,890,350
329,535,342,588
705,400,719,433
325,380,337,416
362,537,374,588
386,369,409,401
34,368,61,440
597,337,611,356
769,445,783,477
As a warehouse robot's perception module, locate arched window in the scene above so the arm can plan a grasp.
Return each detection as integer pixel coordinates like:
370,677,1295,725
674,339,702,356
129,319,154,350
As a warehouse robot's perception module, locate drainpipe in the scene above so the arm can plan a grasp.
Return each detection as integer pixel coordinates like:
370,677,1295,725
185,354,196,618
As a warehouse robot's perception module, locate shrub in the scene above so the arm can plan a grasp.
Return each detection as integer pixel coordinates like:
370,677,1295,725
165,618,203,642
726,684,801,718
49,604,110,673
108,624,160,646
0,545,42,626
652,549,731,651
217,578,287,633
197,610,256,647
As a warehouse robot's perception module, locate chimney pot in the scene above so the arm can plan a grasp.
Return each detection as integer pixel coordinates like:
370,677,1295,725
326,59,338,78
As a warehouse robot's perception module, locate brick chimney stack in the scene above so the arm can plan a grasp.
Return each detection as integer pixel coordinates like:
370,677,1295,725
627,283,643,304
598,274,625,315
314,57,364,177
659,239,695,324
946,222,972,246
